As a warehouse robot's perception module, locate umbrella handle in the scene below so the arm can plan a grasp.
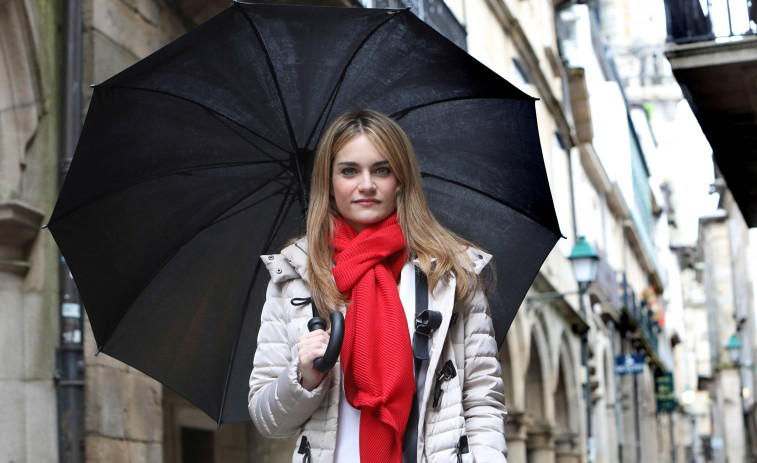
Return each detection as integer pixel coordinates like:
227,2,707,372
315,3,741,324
307,311,344,374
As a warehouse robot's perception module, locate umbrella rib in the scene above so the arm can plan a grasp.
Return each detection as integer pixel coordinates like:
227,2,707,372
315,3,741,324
305,9,408,149
261,177,301,252
389,95,533,122
206,178,296,229
217,180,300,425
96,171,292,352
47,160,289,227
421,172,563,237
235,3,298,153
99,84,293,157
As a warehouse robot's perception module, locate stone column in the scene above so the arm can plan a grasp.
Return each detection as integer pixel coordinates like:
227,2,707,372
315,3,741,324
505,410,533,462
555,432,581,463
0,201,46,461
528,423,556,463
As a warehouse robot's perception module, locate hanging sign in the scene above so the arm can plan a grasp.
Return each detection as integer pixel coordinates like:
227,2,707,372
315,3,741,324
615,354,645,375
655,372,676,413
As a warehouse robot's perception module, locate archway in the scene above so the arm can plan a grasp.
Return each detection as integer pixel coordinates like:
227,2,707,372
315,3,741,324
554,335,581,463
526,324,554,463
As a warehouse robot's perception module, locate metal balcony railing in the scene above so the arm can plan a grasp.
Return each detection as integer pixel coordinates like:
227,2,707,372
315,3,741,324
664,0,757,43
372,0,467,50
620,273,660,355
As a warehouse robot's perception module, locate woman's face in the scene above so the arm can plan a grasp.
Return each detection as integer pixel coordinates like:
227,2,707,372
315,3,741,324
331,134,398,232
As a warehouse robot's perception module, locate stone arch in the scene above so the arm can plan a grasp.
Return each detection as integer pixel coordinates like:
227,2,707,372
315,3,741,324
554,333,582,463
525,315,552,424
525,314,556,463
0,0,41,200
597,340,620,463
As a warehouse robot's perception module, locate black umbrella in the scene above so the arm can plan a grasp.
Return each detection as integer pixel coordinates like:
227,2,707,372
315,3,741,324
47,1,561,425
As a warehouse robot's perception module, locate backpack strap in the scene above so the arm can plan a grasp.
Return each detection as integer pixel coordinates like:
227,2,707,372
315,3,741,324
403,268,442,462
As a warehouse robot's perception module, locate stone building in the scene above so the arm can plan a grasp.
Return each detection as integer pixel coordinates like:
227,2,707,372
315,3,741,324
1,0,684,462
663,0,757,461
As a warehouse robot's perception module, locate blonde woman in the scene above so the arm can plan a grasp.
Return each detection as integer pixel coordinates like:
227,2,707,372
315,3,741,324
249,109,507,463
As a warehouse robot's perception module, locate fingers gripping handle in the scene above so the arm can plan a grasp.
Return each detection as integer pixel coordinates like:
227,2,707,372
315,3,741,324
307,311,344,374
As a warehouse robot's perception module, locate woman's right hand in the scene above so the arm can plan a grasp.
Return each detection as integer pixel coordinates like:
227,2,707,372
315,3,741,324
297,328,330,391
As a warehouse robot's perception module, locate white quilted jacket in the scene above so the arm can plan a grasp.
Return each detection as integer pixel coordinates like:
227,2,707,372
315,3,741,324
248,238,508,463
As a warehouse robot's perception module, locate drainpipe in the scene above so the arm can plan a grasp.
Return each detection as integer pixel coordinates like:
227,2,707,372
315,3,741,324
56,1,84,462
610,320,624,463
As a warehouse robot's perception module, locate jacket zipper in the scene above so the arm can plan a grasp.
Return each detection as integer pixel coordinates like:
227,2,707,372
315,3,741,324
456,435,469,463
297,435,311,463
433,360,457,408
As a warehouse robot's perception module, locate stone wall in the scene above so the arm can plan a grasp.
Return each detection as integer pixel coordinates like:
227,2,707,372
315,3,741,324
0,0,62,461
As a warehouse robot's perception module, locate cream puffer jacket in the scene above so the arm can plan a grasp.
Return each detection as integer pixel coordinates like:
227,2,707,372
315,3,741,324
248,238,508,463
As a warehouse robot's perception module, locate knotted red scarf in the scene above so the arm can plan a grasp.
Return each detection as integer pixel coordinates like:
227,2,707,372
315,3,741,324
331,214,414,463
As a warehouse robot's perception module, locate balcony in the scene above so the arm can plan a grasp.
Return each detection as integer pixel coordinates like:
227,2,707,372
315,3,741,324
619,273,664,368
663,0,757,226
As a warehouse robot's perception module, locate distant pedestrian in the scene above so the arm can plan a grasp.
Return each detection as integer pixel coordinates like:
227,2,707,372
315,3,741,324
249,109,507,463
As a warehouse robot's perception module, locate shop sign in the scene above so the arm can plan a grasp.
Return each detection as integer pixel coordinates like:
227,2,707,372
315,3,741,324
655,372,676,413
615,354,645,375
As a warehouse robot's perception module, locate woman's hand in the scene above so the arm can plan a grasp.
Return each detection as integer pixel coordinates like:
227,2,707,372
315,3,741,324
297,328,330,391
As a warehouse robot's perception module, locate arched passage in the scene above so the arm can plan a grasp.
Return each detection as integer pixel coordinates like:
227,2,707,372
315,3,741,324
526,322,554,463
554,334,581,463
526,333,547,423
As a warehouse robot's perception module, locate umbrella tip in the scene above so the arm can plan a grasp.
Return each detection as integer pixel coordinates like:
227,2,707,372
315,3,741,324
95,345,103,356
41,223,49,229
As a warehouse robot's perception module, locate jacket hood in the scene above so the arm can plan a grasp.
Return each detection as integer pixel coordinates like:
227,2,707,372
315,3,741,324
260,237,309,284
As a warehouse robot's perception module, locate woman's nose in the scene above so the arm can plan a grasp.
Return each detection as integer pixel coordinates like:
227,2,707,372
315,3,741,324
357,172,375,191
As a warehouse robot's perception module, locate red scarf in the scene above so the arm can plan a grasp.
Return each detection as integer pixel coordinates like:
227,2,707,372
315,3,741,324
331,214,414,463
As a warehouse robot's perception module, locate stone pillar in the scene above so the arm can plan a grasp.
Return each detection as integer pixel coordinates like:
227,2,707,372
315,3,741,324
528,423,556,463
555,432,581,463
0,201,48,461
505,410,533,463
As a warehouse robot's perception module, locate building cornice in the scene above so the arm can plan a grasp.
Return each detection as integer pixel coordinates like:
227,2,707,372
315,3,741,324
483,0,575,147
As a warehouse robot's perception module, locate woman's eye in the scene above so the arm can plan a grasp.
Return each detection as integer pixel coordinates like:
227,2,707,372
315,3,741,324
375,166,391,175
340,167,357,175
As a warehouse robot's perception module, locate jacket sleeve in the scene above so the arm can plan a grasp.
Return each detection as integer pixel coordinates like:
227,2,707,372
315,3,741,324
461,287,508,462
248,279,332,438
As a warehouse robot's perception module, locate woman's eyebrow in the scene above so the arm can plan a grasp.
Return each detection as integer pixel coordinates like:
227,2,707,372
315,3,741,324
335,160,390,166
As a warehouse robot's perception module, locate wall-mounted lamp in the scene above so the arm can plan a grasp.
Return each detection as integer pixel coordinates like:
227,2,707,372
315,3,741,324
726,333,742,365
568,235,599,295
682,386,696,406
527,236,600,305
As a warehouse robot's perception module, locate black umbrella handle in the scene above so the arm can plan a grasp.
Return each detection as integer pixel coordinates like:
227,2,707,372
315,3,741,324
307,311,344,374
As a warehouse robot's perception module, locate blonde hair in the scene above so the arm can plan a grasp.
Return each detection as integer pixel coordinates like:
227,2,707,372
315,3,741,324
306,109,487,318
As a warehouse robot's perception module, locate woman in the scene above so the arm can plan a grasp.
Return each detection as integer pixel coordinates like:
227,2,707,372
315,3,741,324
249,109,507,463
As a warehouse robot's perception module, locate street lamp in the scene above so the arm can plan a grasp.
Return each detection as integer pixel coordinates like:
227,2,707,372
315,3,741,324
522,238,601,463
568,236,599,294
726,333,742,365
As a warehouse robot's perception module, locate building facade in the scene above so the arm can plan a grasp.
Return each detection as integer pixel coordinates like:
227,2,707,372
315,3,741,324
1,0,727,462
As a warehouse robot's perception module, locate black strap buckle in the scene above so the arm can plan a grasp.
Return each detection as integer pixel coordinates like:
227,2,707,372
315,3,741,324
413,309,442,360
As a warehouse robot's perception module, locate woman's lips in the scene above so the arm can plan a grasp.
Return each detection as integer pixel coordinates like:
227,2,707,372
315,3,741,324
353,198,380,206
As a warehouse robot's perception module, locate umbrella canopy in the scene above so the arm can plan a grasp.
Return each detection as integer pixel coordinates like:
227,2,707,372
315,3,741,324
47,1,562,425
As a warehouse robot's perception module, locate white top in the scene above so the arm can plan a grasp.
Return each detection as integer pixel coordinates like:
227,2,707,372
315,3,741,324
334,262,427,462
